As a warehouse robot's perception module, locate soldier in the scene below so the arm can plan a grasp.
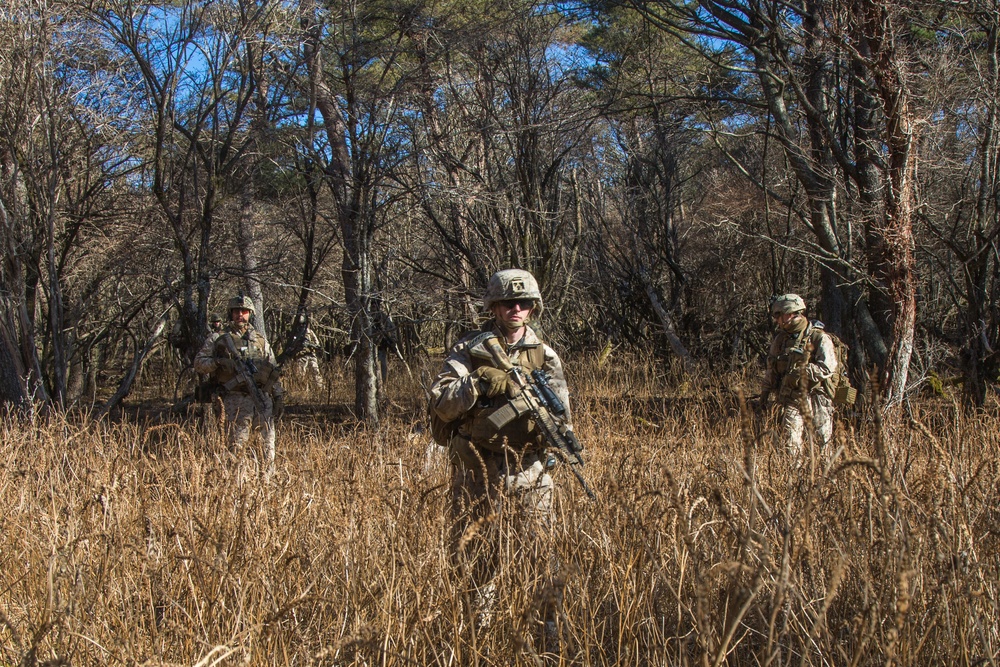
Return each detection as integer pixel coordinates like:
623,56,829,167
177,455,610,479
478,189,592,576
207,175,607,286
195,295,284,472
760,293,838,457
428,268,576,633
295,323,326,391
208,312,224,335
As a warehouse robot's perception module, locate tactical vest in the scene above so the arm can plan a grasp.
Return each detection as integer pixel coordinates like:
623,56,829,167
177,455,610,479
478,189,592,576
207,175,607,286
772,324,821,402
772,322,853,403
464,341,547,452
214,329,280,393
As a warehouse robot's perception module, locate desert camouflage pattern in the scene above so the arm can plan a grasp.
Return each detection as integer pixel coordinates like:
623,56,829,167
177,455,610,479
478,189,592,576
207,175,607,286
223,391,276,469
770,293,806,315
195,323,282,472
228,295,256,313
296,327,325,390
429,324,570,430
482,268,544,315
781,393,834,457
762,322,838,456
429,321,571,626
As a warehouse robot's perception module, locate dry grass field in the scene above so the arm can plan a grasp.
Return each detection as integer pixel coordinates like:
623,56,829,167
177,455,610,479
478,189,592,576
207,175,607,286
1,353,998,666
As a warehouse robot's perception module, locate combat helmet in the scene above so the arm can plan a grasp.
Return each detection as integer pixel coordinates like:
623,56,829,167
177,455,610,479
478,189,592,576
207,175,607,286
209,312,223,323
228,294,255,314
770,293,806,316
484,269,543,315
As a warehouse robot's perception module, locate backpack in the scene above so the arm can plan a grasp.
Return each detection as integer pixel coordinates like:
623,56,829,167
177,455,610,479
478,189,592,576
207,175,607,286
810,326,856,405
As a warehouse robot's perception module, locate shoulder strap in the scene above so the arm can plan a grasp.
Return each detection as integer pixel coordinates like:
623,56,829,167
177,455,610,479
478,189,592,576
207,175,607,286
464,330,497,351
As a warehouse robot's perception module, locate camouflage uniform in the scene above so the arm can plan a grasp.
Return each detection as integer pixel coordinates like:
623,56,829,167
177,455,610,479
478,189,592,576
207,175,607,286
195,297,284,470
208,313,224,335
761,294,837,457
429,269,574,632
430,323,572,519
296,326,325,390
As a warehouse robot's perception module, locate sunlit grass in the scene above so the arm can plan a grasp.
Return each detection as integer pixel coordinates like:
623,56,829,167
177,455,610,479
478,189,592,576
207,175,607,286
1,354,997,665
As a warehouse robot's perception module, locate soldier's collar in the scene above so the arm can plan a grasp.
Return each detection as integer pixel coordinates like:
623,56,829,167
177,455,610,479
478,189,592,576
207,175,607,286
228,324,255,338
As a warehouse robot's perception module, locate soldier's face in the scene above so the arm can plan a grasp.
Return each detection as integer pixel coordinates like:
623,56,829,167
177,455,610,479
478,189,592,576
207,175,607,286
231,308,251,326
775,311,802,330
493,299,533,331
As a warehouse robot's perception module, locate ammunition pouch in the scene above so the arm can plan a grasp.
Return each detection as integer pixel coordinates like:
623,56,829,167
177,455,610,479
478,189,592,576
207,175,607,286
215,366,235,385
447,434,482,469
253,359,281,392
778,371,800,401
469,393,539,453
834,384,857,406
775,356,789,375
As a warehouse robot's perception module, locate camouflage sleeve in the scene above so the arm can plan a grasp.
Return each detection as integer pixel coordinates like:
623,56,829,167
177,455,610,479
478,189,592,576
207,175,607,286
542,344,573,430
807,334,837,385
262,336,277,366
428,344,481,423
194,335,220,375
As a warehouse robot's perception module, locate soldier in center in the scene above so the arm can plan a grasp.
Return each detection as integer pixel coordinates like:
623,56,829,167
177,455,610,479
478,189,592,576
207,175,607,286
760,293,838,457
428,269,576,633
195,295,284,474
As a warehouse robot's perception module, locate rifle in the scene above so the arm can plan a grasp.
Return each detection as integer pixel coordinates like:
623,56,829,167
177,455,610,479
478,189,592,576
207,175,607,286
482,336,596,500
219,334,269,414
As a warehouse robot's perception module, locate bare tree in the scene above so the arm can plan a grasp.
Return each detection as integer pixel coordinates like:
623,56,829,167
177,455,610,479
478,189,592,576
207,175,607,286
89,0,283,359
0,0,140,409
300,0,421,422
631,0,930,406
401,1,597,345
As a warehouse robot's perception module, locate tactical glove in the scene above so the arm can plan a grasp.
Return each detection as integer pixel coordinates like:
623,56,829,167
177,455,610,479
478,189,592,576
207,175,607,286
272,393,284,419
473,366,510,398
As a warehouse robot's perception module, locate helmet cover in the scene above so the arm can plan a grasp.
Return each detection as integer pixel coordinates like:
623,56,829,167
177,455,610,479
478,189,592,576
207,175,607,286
483,269,543,316
770,293,806,316
227,295,255,314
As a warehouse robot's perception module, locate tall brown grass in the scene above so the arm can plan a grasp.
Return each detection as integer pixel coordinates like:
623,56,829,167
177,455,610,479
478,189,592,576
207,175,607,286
1,353,998,665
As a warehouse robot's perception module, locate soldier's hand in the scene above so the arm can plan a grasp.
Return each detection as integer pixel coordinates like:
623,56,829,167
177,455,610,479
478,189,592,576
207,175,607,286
272,393,284,419
473,366,509,398
217,358,237,373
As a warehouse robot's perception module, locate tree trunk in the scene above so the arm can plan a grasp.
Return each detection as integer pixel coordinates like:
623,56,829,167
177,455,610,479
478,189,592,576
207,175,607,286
854,0,918,408
962,18,999,407
301,0,381,424
640,269,695,373
95,309,170,420
343,213,379,423
238,194,267,341
0,296,30,411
